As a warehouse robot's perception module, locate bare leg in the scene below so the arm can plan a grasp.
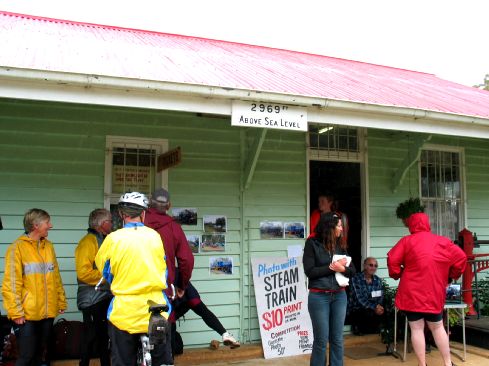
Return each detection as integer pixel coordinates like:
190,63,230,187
408,319,426,366
427,320,452,366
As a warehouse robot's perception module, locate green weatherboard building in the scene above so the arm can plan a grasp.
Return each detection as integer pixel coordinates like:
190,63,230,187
1,11,489,348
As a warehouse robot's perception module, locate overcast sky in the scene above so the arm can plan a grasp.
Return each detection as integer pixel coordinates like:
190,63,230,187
1,0,488,87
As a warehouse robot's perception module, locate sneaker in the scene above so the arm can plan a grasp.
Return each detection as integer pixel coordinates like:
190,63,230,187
222,332,240,348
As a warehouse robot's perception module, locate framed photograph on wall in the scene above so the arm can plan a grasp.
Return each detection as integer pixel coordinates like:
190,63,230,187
259,221,284,239
209,256,233,275
201,234,226,252
203,215,227,233
186,235,200,254
284,222,305,239
171,208,198,225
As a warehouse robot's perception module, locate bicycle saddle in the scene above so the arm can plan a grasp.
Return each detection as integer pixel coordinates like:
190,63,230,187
147,300,169,314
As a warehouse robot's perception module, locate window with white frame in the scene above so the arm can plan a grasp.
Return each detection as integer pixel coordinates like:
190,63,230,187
308,124,361,161
105,136,168,227
419,148,463,240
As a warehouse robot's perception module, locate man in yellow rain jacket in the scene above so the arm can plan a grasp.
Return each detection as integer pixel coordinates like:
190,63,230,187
2,208,67,366
75,208,113,366
95,192,172,366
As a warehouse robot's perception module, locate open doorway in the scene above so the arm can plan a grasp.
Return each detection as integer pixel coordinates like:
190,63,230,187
309,160,362,271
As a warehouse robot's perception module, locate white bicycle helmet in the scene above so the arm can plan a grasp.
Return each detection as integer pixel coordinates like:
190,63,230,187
119,192,149,210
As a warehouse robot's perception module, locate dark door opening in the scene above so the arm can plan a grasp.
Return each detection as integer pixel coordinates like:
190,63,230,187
309,161,362,271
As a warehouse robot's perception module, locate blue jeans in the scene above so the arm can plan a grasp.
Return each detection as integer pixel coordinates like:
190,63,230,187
308,290,347,366
13,318,54,366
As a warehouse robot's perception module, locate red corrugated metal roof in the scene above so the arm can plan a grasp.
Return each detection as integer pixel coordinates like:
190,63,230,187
1,11,489,119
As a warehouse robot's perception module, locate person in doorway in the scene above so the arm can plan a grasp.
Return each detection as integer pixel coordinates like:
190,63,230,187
348,257,384,335
303,212,355,366
95,192,173,366
172,273,240,354
387,213,467,366
2,208,67,366
75,209,114,366
309,191,349,242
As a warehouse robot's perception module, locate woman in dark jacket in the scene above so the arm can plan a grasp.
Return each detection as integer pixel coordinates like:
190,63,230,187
303,212,355,366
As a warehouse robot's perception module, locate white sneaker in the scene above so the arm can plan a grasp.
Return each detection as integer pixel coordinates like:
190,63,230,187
222,332,240,348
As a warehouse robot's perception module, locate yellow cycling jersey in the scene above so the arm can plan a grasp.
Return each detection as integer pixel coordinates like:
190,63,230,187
2,235,67,321
95,223,169,334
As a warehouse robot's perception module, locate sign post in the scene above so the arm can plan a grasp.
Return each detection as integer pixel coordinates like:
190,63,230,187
157,146,182,172
251,256,313,359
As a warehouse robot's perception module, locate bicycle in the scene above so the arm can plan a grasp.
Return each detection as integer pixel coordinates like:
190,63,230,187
137,301,170,366
96,279,171,366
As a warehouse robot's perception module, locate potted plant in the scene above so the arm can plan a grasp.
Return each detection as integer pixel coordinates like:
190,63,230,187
396,197,425,227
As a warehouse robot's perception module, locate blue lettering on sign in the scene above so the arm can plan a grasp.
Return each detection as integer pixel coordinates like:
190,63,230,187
257,257,297,277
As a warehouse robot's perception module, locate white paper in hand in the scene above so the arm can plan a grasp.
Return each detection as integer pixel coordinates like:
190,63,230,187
332,254,351,287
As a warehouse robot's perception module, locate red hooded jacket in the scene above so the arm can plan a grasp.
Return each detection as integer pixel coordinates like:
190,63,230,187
387,213,467,314
145,208,194,298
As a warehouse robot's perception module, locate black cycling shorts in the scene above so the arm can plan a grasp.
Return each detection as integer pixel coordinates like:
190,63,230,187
404,310,443,322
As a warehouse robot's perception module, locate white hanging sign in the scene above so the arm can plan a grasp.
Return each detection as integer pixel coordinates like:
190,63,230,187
231,101,308,132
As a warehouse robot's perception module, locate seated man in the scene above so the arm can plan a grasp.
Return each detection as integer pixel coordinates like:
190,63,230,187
349,257,384,335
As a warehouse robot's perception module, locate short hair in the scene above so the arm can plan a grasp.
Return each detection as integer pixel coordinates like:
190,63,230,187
23,208,50,233
363,257,377,264
118,205,144,219
318,190,335,200
318,190,338,211
150,200,170,212
88,209,111,229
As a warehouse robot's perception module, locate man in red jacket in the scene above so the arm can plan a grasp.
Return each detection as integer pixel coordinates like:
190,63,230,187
145,188,197,358
388,212,466,366
145,188,194,307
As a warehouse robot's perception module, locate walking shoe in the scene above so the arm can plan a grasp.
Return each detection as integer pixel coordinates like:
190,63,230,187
222,332,240,348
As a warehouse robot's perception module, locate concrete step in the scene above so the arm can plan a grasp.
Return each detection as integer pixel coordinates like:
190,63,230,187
52,334,380,366
176,334,381,365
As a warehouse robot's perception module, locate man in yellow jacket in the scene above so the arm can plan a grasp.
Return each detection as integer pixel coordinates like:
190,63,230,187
75,208,114,366
95,192,172,366
2,208,67,366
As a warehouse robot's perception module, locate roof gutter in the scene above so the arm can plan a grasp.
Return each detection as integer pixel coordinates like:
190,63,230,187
1,66,489,128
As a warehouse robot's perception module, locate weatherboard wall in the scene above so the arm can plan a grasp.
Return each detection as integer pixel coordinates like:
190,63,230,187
0,98,307,348
2,98,489,348
367,128,489,284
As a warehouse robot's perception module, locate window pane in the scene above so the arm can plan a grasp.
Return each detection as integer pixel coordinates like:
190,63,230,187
308,124,360,160
420,149,462,237
422,199,460,240
111,147,156,195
